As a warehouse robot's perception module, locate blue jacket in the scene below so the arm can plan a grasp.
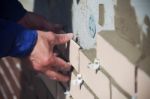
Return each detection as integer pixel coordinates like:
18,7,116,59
0,0,37,58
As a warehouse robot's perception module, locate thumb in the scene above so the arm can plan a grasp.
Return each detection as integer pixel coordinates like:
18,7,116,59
54,33,73,45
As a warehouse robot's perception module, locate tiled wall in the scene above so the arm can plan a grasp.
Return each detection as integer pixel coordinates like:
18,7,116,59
65,0,150,98
66,0,150,98
66,33,150,99
67,0,150,98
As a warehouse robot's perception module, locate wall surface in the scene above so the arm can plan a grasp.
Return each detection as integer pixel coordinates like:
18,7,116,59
72,0,150,49
69,0,150,99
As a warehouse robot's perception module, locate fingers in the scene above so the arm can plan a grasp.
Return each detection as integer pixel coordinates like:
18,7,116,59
52,56,71,71
33,31,73,82
45,70,70,82
54,33,73,45
44,56,72,82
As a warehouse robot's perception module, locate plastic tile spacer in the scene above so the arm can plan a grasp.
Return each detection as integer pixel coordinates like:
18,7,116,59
72,74,84,87
87,58,101,72
131,93,137,99
64,90,71,97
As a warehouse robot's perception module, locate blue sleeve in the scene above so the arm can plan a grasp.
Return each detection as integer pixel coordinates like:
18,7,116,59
0,19,37,58
0,0,27,22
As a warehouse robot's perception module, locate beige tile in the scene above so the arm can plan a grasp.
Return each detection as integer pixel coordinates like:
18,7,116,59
111,85,128,99
96,31,142,95
138,70,150,99
69,40,80,72
79,50,110,99
69,73,94,99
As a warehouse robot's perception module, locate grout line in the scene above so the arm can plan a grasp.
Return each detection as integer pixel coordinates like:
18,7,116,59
134,54,146,97
78,48,82,73
83,82,99,99
135,66,138,94
73,53,131,98
101,67,131,99
109,79,112,99
72,69,99,99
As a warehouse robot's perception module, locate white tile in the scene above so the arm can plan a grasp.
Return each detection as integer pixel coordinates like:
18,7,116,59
69,40,80,72
79,50,110,99
69,73,94,99
96,31,142,95
112,85,128,99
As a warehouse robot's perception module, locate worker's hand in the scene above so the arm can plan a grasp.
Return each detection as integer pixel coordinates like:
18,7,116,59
18,12,63,32
28,31,73,82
